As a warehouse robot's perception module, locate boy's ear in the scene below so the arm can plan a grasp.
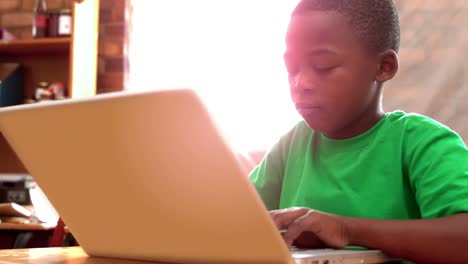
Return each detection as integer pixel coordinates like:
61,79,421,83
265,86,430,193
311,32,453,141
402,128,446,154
375,49,399,84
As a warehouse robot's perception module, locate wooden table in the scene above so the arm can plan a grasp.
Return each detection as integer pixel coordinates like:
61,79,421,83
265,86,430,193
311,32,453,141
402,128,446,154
0,247,401,264
0,247,168,264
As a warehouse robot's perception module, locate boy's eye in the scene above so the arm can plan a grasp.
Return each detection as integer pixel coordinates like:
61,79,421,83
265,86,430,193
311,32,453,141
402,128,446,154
312,65,336,75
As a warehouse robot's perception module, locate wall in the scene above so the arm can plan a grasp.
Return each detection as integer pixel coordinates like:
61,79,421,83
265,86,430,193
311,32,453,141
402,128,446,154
387,0,468,142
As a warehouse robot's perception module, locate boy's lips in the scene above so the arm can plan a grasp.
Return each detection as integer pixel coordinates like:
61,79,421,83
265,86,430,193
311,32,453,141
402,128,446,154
295,103,323,116
295,103,321,109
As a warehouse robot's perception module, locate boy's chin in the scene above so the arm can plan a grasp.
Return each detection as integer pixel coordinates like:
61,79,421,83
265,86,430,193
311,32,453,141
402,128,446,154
302,116,334,133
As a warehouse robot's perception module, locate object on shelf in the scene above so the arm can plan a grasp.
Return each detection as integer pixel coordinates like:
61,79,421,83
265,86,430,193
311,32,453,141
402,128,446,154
49,9,72,37
0,28,16,42
49,81,66,99
0,63,24,107
0,203,32,218
33,81,67,102
0,174,36,205
33,0,73,39
33,0,49,38
34,81,52,101
29,186,59,224
48,10,60,37
58,9,72,36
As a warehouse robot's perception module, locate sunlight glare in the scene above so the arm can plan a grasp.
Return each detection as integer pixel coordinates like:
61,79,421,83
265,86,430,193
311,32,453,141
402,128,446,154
129,0,301,152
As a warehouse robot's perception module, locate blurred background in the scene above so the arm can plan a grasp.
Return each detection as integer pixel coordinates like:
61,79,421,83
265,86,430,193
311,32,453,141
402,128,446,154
128,0,468,153
386,0,468,142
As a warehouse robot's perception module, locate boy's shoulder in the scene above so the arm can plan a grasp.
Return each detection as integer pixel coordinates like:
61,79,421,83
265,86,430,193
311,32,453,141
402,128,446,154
386,110,455,133
384,111,465,147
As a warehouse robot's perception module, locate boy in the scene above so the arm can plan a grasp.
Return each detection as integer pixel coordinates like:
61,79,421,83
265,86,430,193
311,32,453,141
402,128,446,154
249,0,468,263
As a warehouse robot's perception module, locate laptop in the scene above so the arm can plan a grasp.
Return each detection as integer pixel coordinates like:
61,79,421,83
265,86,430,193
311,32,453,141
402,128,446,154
0,89,396,264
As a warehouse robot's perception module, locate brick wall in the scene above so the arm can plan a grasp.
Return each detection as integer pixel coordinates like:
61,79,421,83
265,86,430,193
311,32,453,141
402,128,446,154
0,0,72,39
96,0,129,94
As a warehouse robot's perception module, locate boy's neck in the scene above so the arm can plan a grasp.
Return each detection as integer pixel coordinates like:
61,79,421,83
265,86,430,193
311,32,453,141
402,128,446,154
323,95,385,140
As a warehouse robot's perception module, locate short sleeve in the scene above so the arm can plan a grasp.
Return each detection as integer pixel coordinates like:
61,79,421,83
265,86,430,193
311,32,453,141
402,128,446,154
406,117,468,218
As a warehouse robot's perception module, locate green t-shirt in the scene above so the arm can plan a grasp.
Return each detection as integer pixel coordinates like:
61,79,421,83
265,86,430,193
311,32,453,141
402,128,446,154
249,111,468,219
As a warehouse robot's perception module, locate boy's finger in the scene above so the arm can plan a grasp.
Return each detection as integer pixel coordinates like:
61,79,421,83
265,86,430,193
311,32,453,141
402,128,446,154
282,212,320,246
270,208,308,229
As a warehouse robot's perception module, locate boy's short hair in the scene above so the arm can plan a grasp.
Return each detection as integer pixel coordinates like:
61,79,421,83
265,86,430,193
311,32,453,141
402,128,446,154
293,0,400,53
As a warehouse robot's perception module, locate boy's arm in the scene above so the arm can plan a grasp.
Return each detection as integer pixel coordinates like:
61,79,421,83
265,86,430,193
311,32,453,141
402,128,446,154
348,213,468,264
272,208,468,264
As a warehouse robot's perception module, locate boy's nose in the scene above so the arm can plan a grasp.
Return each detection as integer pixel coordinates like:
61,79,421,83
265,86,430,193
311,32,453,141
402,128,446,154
291,71,315,95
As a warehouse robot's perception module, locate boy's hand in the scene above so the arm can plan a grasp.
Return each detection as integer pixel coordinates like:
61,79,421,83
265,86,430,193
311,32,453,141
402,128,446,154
270,207,351,249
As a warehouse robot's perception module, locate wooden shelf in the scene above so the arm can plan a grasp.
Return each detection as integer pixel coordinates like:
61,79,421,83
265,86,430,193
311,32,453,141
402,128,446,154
0,38,71,56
